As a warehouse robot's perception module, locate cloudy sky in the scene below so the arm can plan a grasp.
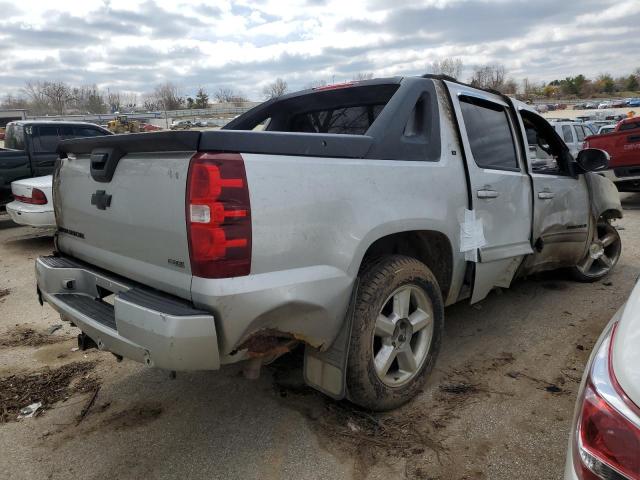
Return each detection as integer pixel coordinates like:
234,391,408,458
1,0,639,100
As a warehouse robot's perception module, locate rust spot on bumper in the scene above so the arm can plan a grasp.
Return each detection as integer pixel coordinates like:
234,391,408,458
236,329,299,358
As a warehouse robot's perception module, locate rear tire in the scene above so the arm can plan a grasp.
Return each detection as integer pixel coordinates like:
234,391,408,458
346,255,444,411
570,219,621,282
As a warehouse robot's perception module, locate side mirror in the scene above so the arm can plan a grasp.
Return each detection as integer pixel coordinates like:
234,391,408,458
576,148,609,172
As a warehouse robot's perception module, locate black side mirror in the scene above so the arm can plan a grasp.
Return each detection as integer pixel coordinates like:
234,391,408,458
576,148,609,172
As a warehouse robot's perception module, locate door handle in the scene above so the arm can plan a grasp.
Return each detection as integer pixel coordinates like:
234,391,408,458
477,189,499,199
538,191,555,199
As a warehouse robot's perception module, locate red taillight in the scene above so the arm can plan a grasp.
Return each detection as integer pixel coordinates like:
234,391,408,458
186,152,251,278
577,382,640,479
574,323,640,480
14,188,47,205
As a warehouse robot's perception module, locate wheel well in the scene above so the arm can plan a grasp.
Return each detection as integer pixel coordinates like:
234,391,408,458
361,231,453,299
600,208,622,221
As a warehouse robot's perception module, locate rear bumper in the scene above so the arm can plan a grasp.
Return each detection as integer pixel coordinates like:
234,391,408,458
6,201,55,227
36,255,219,370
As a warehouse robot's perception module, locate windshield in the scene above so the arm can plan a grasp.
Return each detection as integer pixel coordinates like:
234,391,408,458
4,124,25,150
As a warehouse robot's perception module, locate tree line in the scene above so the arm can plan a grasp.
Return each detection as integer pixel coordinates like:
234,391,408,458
427,58,640,99
3,65,638,116
0,81,254,116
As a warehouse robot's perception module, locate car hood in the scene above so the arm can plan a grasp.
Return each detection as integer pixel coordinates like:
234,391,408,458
612,279,640,407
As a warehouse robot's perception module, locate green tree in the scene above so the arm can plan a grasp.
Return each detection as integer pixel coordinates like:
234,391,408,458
194,87,209,108
596,74,615,94
626,74,639,92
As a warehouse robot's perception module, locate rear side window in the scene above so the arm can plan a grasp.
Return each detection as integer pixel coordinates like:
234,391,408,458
620,122,640,131
227,83,399,136
289,104,384,135
4,124,25,150
460,97,519,171
73,127,108,137
574,125,585,141
36,126,62,152
561,125,574,143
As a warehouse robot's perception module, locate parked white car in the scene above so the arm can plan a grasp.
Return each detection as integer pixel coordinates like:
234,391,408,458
6,175,55,227
597,124,616,135
564,279,640,479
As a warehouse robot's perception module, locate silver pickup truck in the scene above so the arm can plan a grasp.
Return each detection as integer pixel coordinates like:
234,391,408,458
36,76,622,410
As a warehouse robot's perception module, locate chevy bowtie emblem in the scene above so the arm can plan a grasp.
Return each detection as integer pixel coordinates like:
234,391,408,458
91,190,112,210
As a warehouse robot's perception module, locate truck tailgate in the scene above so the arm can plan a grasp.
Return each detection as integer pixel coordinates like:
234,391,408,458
55,150,194,300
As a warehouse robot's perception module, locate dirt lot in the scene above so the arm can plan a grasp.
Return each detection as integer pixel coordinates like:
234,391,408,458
1,195,639,480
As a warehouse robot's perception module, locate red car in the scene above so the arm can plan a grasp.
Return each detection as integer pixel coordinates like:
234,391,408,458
140,123,163,132
584,116,640,191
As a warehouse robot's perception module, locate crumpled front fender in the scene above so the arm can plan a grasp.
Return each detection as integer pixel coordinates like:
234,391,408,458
585,172,623,220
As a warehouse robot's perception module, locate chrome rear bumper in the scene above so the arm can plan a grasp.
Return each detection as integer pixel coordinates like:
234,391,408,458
36,255,219,370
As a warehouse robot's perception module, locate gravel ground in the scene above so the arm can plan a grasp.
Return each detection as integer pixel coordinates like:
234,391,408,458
1,195,639,480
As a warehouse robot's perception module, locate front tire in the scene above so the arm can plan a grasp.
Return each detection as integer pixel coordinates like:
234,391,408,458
346,255,444,411
570,219,621,282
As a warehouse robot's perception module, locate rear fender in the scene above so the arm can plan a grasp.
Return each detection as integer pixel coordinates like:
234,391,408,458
584,172,623,220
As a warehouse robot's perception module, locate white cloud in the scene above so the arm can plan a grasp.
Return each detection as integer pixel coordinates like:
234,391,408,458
0,0,638,99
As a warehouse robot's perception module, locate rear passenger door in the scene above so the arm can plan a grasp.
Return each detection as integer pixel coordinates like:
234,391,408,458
30,126,65,177
445,82,533,303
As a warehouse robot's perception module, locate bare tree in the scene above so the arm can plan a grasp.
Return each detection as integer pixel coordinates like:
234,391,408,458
23,81,50,115
122,92,138,111
500,78,518,95
106,89,123,113
152,82,183,111
41,81,73,115
0,93,29,110
142,93,161,111
469,64,506,90
352,72,374,81
262,78,288,99
69,85,107,114
429,57,464,80
214,87,236,103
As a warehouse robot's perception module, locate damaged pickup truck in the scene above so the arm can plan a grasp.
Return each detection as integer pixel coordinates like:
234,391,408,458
36,76,622,410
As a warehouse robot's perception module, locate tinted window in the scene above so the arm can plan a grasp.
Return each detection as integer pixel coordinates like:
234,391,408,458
59,126,74,139
460,97,519,170
562,125,574,143
36,126,62,152
619,122,640,131
73,127,108,137
4,124,25,150
574,125,585,141
289,104,385,135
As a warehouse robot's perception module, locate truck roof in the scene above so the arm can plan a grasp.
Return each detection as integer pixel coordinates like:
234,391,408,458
618,116,640,127
8,120,104,127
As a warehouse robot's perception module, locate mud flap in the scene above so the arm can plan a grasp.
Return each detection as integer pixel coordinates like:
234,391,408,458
303,280,358,400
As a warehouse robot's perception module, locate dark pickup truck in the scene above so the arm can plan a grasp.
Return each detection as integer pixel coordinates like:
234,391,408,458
1,121,111,206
